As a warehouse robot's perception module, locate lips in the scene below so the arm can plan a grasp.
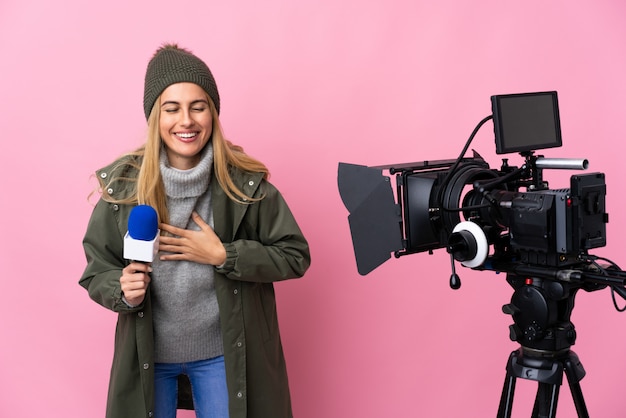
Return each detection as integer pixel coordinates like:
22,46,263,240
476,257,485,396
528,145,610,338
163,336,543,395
175,132,198,143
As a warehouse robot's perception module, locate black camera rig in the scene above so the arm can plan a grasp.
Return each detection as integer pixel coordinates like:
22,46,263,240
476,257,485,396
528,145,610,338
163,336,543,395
338,91,626,417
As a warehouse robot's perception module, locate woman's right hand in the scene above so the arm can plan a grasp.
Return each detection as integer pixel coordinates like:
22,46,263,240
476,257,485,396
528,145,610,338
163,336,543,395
120,262,152,307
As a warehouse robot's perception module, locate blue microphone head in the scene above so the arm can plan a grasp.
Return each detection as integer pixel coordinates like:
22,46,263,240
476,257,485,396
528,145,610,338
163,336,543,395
128,205,159,241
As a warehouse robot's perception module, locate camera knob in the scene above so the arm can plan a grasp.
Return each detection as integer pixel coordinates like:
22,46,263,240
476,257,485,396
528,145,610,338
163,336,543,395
508,324,521,342
567,328,577,345
524,321,543,341
502,303,520,316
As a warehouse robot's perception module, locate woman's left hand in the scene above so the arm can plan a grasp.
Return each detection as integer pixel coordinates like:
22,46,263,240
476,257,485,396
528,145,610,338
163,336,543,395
159,211,227,266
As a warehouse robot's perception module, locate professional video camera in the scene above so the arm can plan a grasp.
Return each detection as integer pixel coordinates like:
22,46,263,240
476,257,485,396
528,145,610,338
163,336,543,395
338,91,626,417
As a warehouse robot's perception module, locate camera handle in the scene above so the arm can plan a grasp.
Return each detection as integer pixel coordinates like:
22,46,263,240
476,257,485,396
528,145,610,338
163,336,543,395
448,254,461,289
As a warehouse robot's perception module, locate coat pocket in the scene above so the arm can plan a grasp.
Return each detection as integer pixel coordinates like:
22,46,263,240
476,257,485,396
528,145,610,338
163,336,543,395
253,283,277,343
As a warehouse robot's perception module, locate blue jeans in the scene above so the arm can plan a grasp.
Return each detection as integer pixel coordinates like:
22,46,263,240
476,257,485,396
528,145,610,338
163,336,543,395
154,356,229,418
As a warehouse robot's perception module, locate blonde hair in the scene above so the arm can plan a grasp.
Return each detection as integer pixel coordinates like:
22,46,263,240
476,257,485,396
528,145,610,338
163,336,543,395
100,94,269,224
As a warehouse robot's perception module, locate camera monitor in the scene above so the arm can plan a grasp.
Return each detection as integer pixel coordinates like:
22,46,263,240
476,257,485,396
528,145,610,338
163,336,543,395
492,91,562,155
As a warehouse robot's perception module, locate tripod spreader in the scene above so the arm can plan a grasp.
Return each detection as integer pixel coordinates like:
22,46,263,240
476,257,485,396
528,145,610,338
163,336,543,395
498,348,588,418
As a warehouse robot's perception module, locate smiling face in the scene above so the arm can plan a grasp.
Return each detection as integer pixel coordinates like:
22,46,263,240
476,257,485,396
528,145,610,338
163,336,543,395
159,82,213,170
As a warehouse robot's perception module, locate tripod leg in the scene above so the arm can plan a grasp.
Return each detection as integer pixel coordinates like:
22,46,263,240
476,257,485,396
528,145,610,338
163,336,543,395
531,382,559,418
497,373,516,418
563,357,589,418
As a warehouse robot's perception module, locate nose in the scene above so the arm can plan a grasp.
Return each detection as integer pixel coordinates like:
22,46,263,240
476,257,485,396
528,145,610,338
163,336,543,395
180,109,194,127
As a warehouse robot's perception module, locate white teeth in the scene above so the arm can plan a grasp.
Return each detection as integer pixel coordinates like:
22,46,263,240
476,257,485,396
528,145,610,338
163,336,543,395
177,133,197,139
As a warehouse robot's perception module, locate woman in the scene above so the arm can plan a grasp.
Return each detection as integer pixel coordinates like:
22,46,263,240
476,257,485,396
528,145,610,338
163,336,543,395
79,44,311,418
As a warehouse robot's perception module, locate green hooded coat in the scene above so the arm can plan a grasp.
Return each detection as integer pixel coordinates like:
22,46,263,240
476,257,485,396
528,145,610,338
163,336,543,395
79,156,311,418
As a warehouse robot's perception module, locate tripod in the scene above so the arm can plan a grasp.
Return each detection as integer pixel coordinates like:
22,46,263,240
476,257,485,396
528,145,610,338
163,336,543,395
496,274,591,418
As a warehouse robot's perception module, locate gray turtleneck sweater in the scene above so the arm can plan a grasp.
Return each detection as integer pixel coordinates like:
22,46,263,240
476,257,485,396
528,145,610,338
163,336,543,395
151,144,223,363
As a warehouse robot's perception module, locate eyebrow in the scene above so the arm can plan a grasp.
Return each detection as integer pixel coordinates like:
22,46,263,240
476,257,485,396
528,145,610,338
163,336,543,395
161,99,210,107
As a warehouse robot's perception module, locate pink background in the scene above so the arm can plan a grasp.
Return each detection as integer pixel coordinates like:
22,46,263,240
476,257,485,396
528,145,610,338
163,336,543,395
1,1,626,416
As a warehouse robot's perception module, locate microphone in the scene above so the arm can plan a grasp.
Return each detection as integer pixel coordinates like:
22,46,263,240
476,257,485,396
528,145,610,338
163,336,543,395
123,205,160,263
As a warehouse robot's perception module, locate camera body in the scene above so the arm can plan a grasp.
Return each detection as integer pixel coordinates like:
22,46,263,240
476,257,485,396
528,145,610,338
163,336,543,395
398,155,607,270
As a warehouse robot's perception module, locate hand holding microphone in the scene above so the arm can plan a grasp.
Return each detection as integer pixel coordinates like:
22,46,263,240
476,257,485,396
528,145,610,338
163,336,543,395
120,263,152,307
121,205,160,307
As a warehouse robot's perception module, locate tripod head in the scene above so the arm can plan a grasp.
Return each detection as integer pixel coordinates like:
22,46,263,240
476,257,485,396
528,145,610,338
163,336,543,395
503,274,583,353
495,268,610,417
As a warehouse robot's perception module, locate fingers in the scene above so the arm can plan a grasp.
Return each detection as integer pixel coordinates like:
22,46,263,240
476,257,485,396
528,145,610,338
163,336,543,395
160,212,211,236
124,262,152,274
159,222,184,236
158,252,187,262
158,234,183,246
156,214,224,265
158,235,189,257
191,211,211,231
120,262,152,306
121,263,152,287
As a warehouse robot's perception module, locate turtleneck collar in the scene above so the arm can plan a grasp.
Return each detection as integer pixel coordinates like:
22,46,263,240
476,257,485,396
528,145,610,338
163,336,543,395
160,142,214,199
